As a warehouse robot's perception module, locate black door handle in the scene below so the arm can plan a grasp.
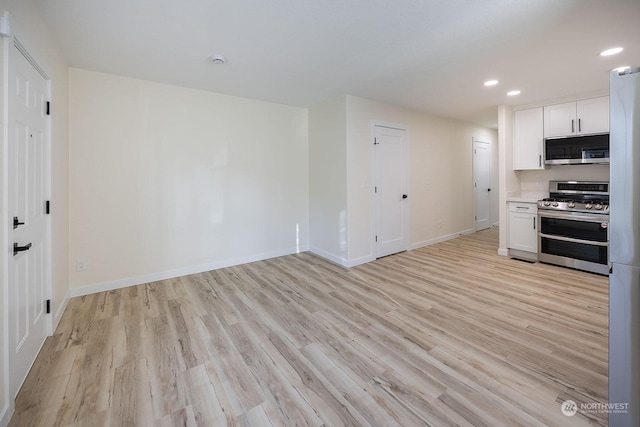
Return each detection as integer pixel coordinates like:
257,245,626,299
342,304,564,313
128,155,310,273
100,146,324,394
13,242,32,256
13,217,25,229
488,188,491,192
402,194,408,199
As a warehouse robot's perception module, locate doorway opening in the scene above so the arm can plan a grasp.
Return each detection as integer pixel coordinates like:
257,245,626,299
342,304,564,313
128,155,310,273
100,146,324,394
373,124,410,258
6,36,53,400
473,138,492,231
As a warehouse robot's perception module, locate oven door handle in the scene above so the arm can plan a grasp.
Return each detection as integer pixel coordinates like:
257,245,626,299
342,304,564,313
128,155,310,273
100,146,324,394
538,211,609,223
538,232,609,247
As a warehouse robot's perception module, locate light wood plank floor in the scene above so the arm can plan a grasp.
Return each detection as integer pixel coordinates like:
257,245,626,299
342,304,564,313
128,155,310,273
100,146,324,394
10,228,608,426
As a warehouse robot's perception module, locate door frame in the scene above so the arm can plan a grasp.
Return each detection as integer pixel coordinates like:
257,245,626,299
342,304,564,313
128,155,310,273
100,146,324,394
2,30,54,407
472,137,492,231
370,121,410,258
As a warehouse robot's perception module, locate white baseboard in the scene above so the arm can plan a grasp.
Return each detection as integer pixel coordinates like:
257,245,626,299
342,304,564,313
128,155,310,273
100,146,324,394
345,254,375,268
313,230,480,267
53,291,70,331
68,246,310,298
497,248,509,256
410,228,475,251
0,402,12,427
309,246,348,266
492,222,500,228
309,247,375,268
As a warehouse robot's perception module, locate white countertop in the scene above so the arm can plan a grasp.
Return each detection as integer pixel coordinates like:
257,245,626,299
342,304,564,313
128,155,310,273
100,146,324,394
506,191,546,203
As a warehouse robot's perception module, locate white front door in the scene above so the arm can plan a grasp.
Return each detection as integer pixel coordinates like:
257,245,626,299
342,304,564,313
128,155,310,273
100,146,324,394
8,40,51,398
374,125,409,258
473,139,491,231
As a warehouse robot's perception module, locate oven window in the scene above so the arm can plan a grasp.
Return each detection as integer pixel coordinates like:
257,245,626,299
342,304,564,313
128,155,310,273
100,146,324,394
540,217,608,242
540,237,608,265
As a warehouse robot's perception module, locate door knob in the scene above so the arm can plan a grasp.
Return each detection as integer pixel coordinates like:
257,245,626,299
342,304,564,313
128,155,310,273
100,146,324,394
13,217,25,229
488,188,491,192
402,194,408,199
13,242,32,256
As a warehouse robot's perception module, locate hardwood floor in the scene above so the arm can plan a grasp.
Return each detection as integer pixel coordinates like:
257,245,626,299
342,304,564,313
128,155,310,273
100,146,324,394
9,228,609,426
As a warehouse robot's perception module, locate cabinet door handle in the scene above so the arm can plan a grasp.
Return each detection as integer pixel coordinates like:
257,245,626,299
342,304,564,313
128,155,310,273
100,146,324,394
533,217,536,230
571,119,575,133
539,155,542,167
578,118,581,132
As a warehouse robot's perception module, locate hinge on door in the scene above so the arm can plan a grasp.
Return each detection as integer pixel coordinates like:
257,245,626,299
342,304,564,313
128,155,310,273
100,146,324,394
46,101,50,116
45,200,50,214
46,299,51,314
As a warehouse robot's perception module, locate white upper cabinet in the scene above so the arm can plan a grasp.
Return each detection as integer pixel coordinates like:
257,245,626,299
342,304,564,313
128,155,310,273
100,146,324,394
513,107,544,170
576,96,609,135
544,96,609,138
544,102,575,137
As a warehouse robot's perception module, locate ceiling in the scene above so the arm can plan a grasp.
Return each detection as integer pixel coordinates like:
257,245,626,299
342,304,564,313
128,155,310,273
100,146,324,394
34,0,639,128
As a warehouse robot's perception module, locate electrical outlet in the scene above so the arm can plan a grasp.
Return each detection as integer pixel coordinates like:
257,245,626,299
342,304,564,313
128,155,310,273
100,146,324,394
76,258,87,272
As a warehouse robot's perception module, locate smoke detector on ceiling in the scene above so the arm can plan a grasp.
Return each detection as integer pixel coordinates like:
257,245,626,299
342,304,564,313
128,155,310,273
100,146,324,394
211,54,226,64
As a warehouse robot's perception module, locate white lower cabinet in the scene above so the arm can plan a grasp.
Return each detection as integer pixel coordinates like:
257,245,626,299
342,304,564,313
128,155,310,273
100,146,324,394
508,202,538,255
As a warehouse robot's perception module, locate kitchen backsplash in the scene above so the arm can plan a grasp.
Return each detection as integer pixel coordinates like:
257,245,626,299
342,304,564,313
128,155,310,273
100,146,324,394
518,164,610,192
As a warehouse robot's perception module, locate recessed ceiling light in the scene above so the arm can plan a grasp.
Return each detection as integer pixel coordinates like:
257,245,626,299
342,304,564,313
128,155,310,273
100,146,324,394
484,80,499,86
613,66,630,73
211,54,226,64
600,47,623,56
507,90,521,96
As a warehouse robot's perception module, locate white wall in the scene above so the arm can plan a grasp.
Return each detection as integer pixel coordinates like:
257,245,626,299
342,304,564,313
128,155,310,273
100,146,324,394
498,104,519,254
0,1,69,425
345,96,498,263
68,69,309,292
308,97,348,264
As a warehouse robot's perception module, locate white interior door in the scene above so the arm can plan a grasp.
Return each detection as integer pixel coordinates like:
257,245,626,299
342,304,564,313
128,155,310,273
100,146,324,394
8,40,51,398
473,139,491,231
374,125,409,258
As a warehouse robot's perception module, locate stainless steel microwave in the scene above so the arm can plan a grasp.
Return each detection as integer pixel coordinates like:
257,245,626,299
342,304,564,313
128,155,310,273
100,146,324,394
544,134,609,165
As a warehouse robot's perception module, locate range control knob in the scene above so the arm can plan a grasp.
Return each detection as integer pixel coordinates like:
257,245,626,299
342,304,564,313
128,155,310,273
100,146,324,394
544,201,551,207
594,203,603,210
552,202,559,207
585,203,593,210
567,201,575,208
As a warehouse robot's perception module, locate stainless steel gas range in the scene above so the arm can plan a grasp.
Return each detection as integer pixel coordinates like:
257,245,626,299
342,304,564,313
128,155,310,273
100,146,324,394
537,181,609,275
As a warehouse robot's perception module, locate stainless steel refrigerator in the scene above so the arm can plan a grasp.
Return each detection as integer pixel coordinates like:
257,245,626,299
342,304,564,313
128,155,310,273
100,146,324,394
609,66,640,427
